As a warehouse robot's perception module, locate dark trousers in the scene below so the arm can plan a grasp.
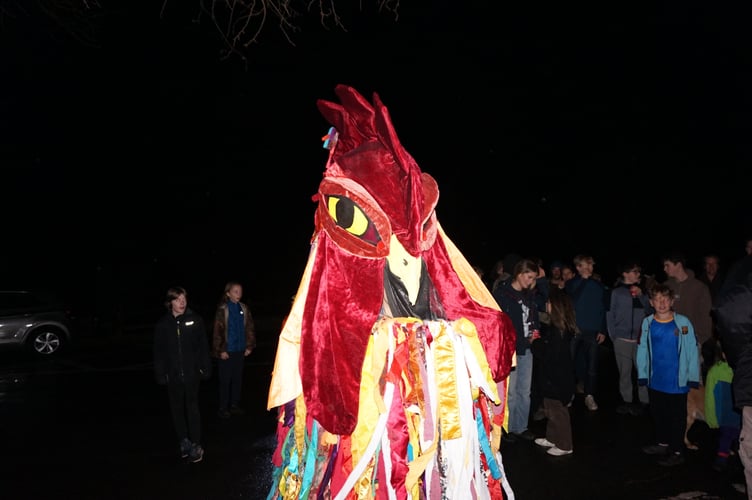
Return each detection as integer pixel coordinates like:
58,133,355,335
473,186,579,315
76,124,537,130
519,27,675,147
218,351,245,410
718,425,741,456
543,397,573,451
571,332,599,396
648,388,687,454
167,379,202,445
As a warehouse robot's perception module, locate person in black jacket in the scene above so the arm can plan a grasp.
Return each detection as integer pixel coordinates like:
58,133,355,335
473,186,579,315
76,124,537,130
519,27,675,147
531,287,578,456
715,270,752,494
493,258,541,443
153,286,211,463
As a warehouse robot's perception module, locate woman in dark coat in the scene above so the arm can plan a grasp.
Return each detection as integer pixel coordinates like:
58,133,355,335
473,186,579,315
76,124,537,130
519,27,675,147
531,287,578,456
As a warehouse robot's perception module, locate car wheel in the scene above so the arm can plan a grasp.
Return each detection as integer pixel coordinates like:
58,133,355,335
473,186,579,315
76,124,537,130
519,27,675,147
27,327,66,355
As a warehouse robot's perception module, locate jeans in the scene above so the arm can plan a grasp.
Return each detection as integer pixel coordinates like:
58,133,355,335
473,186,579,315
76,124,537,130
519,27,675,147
507,349,533,434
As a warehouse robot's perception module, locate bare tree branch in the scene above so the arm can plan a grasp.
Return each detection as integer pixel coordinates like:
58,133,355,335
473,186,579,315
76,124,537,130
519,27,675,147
2,0,400,63
163,0,399,64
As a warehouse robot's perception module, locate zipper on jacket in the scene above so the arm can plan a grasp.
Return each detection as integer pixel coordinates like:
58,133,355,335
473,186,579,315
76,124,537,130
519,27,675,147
176,319,184,380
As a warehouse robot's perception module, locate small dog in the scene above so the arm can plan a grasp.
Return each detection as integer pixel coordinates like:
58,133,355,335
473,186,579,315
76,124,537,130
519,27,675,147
685,385,706,450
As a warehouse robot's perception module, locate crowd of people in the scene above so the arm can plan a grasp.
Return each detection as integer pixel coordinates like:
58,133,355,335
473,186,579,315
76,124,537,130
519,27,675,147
148,236,752,497
477,237,752,495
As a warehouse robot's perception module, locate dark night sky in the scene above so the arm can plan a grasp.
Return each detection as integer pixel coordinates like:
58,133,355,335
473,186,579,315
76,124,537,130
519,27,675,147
2,2,751,318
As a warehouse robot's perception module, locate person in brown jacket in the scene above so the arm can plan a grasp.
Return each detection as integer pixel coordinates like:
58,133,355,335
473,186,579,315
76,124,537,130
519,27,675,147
662,252,713,381
212,281,256,418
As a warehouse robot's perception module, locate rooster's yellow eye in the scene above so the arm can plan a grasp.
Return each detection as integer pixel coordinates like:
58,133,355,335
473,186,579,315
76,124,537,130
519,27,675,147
326,195,378,244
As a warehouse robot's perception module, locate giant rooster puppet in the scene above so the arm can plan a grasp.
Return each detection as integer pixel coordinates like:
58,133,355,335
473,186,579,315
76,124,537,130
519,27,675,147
267,85,517,499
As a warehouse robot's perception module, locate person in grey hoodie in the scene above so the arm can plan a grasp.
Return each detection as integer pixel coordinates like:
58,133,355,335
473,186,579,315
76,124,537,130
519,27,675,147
606,260,653,416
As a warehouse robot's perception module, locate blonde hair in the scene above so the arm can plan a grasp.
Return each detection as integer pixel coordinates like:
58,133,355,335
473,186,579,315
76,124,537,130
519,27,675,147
218,281,242,305
573,254,594,266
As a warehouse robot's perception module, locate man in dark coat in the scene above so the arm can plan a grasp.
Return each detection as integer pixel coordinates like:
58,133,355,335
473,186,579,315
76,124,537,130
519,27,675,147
715,269,752,495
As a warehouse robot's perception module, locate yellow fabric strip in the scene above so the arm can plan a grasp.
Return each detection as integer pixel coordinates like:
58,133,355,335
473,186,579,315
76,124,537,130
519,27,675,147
406,439,437,494
351,335,378,464
294,394,308,458
434,322,461,440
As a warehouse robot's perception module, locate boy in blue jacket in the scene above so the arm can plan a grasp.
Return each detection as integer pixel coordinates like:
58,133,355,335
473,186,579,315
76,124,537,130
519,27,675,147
637,283,700,467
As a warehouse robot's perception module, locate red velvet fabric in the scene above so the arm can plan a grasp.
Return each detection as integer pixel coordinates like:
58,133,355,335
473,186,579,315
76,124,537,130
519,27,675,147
300,84,514,437
317,85,427,257
299,231,385,435
424,237,516,382
386,372,409,499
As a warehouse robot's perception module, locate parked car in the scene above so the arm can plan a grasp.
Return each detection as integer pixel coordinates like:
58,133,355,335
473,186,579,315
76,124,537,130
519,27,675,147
0,290,73,356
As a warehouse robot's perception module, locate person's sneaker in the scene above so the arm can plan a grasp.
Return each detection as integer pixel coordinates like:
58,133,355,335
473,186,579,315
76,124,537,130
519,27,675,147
189,443,204,463
642,443,669,455
658,452,685,467
179,438,192,458
535,438,555,448
584,395,598,411
218,408,231,419
229,405,245,416
547,446,573,456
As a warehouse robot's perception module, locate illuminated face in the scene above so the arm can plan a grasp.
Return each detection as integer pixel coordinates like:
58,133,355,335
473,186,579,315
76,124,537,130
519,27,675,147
649,293,674,315
171,294,187,316
576,260,594,278
227,285,243,303
516,271,539,290
663,261,681,279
